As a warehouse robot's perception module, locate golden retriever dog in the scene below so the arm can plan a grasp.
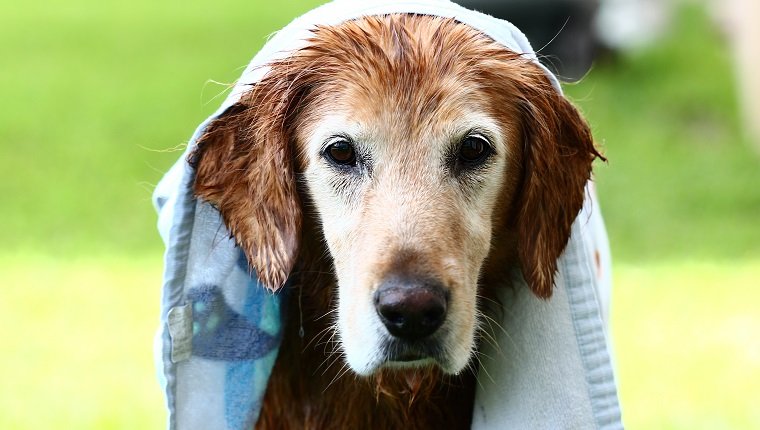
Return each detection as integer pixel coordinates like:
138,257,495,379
190,14,602,430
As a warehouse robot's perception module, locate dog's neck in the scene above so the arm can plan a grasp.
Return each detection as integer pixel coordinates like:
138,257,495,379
255,217,477,429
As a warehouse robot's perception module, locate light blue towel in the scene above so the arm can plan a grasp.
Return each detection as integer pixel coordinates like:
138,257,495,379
153,1,623,428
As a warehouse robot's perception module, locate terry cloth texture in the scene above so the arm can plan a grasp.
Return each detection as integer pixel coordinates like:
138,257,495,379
152,0,623,429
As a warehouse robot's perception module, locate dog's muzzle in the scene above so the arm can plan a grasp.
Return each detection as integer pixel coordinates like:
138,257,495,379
373,276,449,357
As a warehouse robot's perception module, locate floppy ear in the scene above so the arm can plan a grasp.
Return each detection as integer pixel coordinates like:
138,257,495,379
514,78,604,298
189,61,315,291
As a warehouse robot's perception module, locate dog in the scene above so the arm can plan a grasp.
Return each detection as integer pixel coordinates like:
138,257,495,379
190,14,602,429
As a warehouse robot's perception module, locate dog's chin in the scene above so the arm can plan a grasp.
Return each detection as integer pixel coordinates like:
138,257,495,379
380,357,437,370
351,357,449,377
346,337,471,376
375,355,466,376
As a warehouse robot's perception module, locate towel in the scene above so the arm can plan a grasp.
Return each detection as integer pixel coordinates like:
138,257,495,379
153,1,623,428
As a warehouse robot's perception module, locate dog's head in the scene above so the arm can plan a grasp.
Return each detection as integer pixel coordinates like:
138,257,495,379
191,15,601,376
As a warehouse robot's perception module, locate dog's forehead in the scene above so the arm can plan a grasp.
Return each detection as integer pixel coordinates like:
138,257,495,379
303,78,508,155
293,16,529,161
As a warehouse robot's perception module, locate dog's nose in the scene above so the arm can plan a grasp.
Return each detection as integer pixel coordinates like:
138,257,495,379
374,277,448,341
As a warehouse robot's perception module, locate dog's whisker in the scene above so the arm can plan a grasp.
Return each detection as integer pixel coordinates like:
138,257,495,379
472,353,495,386
324,361,353,393
318,332,339,354
476,325,502,354
315,337,343,374
476,312,501,344
315,327,344,375
478,311,511,338
316,349,343,376
302,324,335,352
478,314,514,360
323,326,340,352
472,348,496,363
314,308,338,321
475,293,503,309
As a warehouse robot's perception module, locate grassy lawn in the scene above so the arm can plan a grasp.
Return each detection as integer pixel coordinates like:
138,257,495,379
2,0,759,428
612,261,760,429
0,256,165,429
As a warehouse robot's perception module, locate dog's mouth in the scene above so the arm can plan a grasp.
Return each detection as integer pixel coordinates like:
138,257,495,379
378,334,449,370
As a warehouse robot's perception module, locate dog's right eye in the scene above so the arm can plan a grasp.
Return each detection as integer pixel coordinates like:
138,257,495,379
458,135,492,166
324,140,357,167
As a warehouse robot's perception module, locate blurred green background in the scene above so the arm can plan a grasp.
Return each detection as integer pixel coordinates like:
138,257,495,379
1,0,758,428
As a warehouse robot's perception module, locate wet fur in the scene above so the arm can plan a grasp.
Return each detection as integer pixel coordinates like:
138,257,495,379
191,15,602,430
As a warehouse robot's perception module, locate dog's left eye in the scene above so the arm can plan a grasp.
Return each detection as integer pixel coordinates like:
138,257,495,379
458,135,492,166
324,140,357,167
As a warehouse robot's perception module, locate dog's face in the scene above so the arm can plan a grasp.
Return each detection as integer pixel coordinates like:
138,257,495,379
192,16,599,376
297,78,518,374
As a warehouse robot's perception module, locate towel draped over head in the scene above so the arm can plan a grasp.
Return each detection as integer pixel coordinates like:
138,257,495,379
152,1,623,428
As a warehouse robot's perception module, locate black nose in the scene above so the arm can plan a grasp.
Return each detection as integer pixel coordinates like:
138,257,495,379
374,277,448,341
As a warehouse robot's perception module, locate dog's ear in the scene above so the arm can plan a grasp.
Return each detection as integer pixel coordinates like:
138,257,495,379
514,77,603,298
189,61,315,291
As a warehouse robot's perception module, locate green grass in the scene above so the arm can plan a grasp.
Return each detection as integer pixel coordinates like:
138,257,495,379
2,0,759,428
0,256,165,429
613,261,760,429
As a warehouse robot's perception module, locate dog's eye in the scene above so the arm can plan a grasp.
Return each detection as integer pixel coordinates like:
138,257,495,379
325,140,357,166
458,135,492,165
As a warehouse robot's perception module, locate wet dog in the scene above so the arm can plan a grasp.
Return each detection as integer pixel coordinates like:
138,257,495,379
191,14,601,429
